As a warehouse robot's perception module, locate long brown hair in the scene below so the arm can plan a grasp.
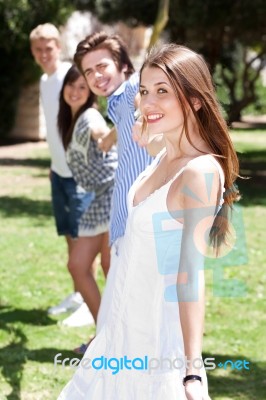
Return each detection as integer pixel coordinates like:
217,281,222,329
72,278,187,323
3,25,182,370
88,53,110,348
74,31,135,79
58,64,96,149
140,44,240,250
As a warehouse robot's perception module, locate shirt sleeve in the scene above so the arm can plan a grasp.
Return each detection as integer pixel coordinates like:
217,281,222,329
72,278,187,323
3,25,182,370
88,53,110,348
66,109,108,190
126,72,140,107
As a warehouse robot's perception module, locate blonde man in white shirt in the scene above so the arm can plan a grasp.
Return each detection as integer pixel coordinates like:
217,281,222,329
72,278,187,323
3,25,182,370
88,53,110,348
30,23,94,324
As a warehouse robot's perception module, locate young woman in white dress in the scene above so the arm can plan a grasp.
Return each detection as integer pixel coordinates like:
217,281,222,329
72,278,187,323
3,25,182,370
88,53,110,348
57,44,239,400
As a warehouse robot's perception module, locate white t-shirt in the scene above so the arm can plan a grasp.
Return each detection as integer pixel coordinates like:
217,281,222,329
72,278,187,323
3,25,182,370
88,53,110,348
40,61,72,177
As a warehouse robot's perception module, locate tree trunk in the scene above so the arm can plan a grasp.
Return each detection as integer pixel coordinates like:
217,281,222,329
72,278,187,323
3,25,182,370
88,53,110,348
148,0,169,50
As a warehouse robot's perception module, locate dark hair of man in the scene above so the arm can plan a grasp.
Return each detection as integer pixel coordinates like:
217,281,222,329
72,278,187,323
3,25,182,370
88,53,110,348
74,31,135,79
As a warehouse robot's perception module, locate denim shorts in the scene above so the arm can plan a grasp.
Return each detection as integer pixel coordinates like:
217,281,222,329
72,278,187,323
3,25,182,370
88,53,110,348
51,171,95,238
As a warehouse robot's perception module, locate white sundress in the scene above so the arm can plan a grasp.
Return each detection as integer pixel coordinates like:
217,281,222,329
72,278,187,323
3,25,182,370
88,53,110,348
57,151,224,400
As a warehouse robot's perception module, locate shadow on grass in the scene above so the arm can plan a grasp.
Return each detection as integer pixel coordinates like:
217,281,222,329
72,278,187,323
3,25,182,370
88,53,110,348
0,306,60,400
0,306,55,326
0,196,52,219
232,125,266,131
0,157,50,169
238,149,266,163
203,352,266,399
0,330,77,400
0,342,78,400
237,149,266,206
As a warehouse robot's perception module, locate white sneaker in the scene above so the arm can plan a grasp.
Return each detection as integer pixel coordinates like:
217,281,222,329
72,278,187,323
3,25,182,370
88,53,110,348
47,292,83,315
61,303,95,327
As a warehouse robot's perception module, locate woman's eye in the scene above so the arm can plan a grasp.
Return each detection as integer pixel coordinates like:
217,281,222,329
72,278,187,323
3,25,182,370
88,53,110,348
140,89,148,96
158,88,167,94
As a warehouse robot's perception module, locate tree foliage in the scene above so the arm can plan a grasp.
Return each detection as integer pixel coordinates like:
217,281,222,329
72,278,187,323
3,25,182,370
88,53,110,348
0,0,74,138
73,0,157,26
75,0,266,122
0,0,265,139
167,0,266,122
148,0,169,50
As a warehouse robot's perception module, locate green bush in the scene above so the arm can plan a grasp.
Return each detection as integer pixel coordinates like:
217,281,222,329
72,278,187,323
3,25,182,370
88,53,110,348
242,76,266,116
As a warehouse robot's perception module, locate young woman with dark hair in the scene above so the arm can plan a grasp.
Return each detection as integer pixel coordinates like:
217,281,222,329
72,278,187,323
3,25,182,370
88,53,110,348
58,64,117,335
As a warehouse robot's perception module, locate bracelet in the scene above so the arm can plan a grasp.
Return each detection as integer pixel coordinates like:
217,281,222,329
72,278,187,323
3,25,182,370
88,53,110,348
183,375,202,386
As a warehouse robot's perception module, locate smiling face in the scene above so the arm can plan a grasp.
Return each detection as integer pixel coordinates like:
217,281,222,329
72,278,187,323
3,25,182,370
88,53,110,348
81,48,127,97
63,75,90,116
31,38,60,75
139,66,184,137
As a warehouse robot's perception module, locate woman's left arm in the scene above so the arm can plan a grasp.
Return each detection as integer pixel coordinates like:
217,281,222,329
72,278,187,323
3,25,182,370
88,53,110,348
176,162,220,399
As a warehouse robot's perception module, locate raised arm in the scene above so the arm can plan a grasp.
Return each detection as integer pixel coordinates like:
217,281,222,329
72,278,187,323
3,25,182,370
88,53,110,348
133,92,165,157
132,115,165,157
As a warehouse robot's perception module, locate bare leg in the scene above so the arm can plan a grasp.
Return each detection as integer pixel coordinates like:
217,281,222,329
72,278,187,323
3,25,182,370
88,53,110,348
65,235,74,257
65,235,79,292
66,235,98,292
68,235,107,323
72,232,111,353
100,232,110,278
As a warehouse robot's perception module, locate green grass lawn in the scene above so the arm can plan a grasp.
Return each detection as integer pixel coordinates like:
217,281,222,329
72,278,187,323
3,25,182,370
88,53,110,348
0,131,265,400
